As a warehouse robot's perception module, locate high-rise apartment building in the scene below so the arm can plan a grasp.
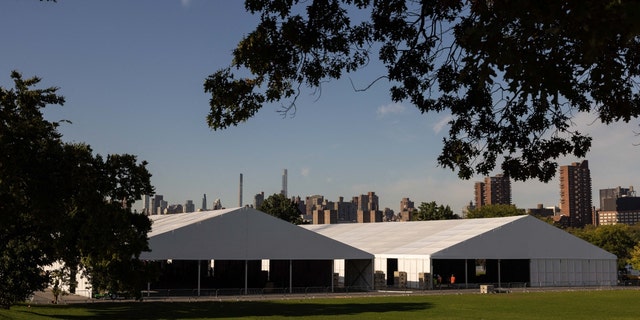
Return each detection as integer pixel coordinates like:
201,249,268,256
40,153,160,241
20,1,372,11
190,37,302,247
292,196,306,219
306,195,325,216
474,174,511,207
559,160,593,227
599,186,634,211
254,192,265,209
330,196,357,222
150,194,164,215
213,199,223,210
184,200,195,213
597,186,640,225
399,197,415,221
313,209,338,224
355,192,381,223
474,182,485,208
354,192,379,211
143,194,151,215
485,174,511,205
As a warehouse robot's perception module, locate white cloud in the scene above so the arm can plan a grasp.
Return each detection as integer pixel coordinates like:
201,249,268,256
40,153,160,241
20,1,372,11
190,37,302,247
433,115,452,134
300,167,310,177
180,0,191,7
376,103,406,117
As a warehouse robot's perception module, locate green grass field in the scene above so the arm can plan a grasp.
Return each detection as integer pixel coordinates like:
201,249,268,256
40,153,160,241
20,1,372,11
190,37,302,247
2,289,640,320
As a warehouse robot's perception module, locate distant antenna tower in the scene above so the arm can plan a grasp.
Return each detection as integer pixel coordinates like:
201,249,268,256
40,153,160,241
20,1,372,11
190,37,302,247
239,173,243,207
281,169,288,197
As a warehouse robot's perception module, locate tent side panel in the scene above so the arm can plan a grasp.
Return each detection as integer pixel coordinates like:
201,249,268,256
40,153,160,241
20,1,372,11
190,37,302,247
345,259,373,290
333,259,345,286
397,258,430,289
529,258,617,287
530,260,539,285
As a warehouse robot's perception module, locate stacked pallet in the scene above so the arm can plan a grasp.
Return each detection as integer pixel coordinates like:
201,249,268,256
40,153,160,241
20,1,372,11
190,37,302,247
333,272,341,287
418,272,431,289
374,270,386,289
394,271,407,288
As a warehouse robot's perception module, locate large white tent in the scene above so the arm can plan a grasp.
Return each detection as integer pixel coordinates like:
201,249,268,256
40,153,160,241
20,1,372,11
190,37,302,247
140,207,374,293
142,207,373,260
303,215,617,288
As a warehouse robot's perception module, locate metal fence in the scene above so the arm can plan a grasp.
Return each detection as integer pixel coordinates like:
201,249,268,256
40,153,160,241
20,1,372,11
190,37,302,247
87,281,636,301
135,286,371,299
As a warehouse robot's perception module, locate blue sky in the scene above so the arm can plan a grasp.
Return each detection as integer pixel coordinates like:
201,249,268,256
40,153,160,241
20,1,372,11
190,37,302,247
3,0,639,214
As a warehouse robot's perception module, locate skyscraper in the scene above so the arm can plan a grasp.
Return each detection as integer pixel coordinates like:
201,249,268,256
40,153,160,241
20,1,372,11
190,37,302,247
239,173,243,207
152,194,164,215
281,169,288,197
143,194,150,215
201,194,207,211
560,160,593,227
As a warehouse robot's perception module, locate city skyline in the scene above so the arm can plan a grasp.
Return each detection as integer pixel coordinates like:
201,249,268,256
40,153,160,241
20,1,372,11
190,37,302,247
3,1,640,214
143,161,630,217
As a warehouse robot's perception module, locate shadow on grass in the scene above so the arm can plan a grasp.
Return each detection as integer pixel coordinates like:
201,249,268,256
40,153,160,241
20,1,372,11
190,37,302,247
21,300,431,319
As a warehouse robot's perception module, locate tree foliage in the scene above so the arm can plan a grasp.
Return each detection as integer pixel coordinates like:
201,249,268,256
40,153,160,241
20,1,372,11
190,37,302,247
0,72,67,308
56,146,155,299
466,204,525,219
414,201,458,221
258,193,304,225
0,72,154,308
206,0,640,182
569,224,639,269
629,243,640,271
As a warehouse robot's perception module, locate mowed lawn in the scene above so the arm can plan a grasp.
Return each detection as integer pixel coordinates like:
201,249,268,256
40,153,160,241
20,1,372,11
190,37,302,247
2,289,640,320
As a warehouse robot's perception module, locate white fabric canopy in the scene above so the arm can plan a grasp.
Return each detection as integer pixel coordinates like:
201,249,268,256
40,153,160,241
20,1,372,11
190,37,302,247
303,215,616,260
140,207,373,261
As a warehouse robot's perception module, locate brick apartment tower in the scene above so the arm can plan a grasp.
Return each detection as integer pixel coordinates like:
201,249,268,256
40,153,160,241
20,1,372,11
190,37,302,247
474,182,486,207
474,174,511,207
399,197,415,221
560,160,593,227
355,192,382,223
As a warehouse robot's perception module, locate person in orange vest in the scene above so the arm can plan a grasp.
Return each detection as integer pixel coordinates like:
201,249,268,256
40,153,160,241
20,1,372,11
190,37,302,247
450,274,456,287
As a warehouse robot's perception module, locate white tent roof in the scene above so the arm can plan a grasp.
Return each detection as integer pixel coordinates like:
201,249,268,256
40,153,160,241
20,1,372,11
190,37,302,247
303,215,616,260
140,207,373,261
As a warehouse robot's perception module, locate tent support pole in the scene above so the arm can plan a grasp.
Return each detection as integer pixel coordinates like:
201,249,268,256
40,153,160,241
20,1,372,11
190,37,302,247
289,260,293,294
331,260,334,293
197,260,201,297
464,259,468,289
370,259,374,291
244,260,248,295
498,259,501,289
430,259,434,290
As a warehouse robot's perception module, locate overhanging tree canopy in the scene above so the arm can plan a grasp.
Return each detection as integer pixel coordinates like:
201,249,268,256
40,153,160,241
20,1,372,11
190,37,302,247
0,72,154,308
205,0,640,182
